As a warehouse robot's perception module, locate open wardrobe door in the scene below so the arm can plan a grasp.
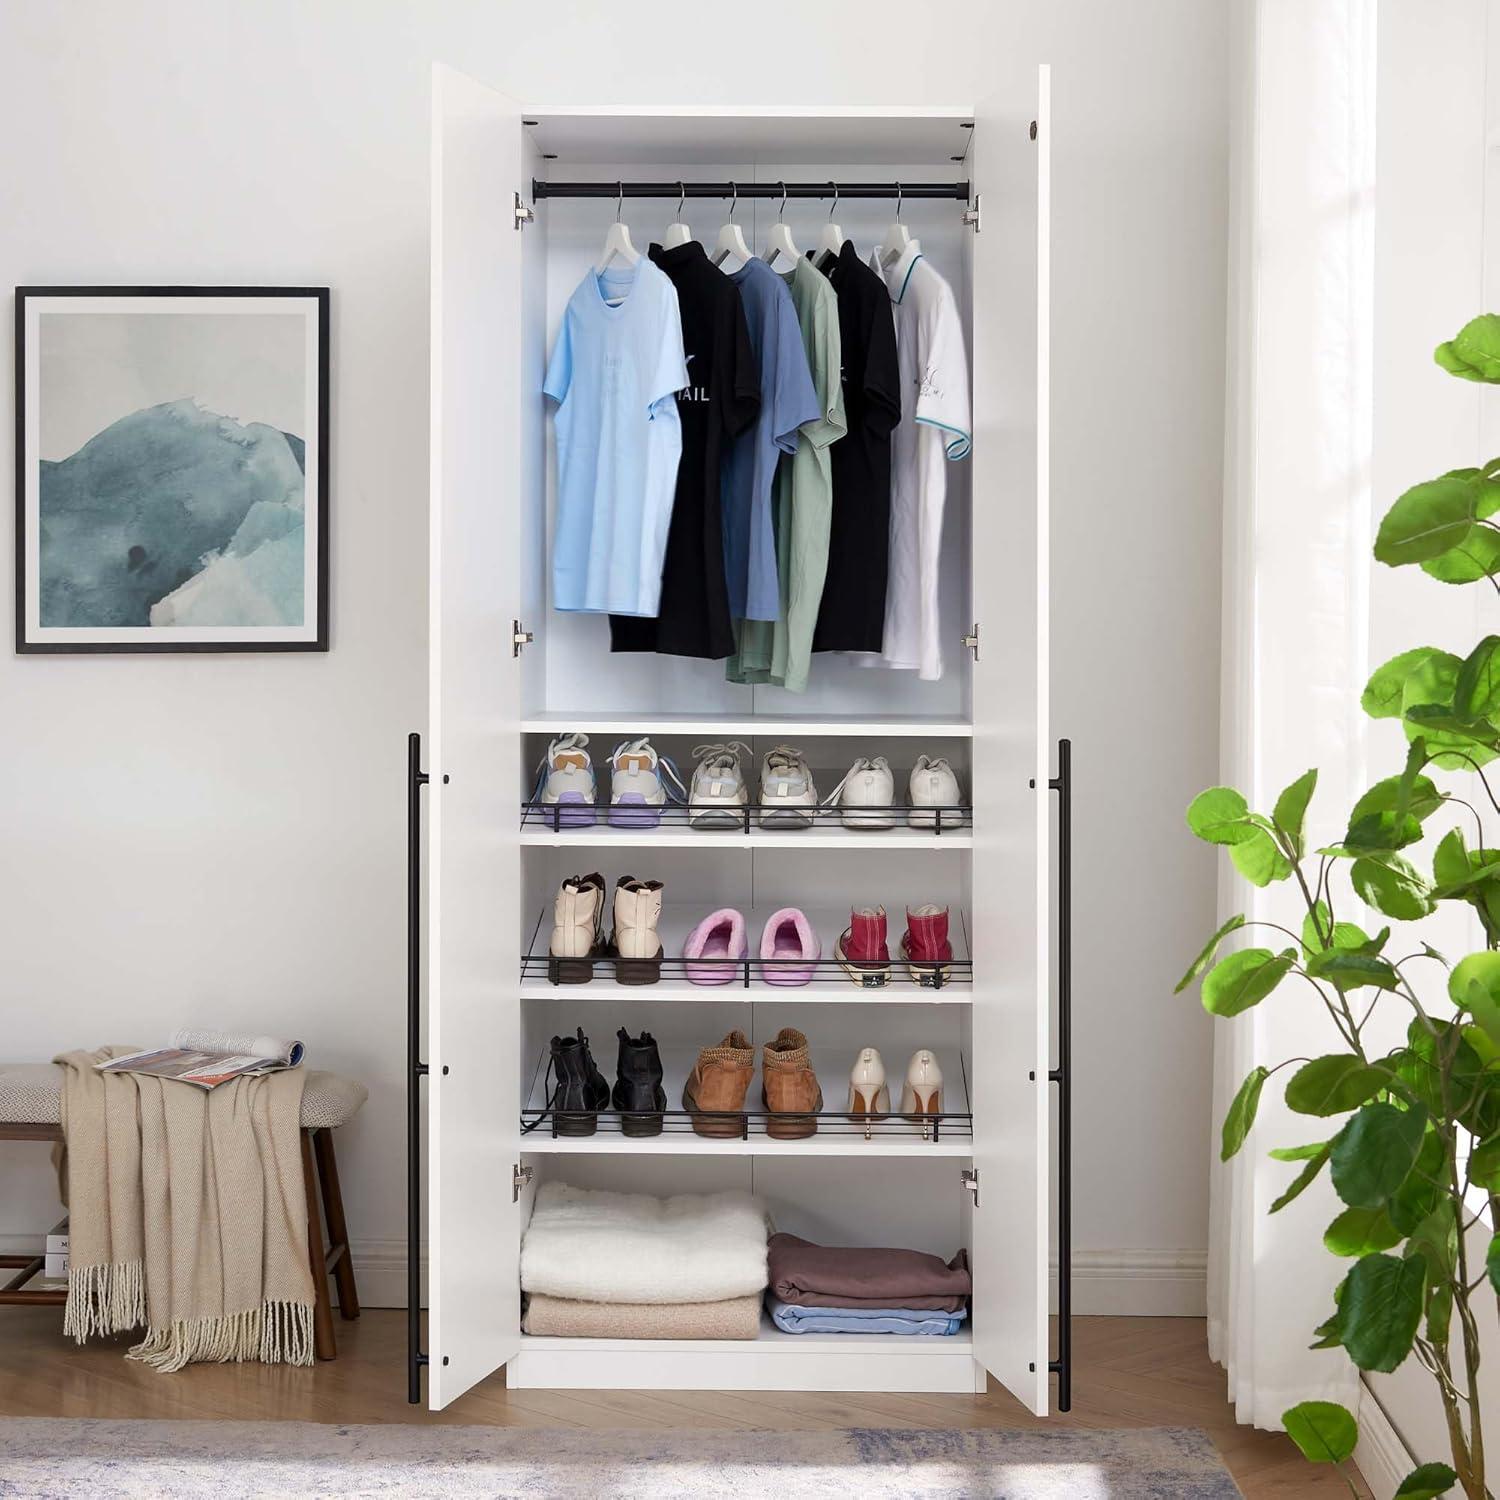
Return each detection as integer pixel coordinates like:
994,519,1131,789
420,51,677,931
427,61,525,1409
967,62,1052,1416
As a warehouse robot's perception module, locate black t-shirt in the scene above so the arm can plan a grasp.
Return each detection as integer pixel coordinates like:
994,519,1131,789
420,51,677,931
811,241,901,654
610,242,760,659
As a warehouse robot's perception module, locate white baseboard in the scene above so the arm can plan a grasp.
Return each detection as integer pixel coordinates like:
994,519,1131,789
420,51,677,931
1353,1380,1415,1500
1051,1249,1208,1317
346,1238,427,1311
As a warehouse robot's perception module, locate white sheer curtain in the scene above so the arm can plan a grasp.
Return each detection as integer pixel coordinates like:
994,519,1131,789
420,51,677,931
1209,0,1375,1428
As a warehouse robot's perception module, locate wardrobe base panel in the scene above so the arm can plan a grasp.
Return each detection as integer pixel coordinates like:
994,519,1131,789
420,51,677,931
507,1333,979,1393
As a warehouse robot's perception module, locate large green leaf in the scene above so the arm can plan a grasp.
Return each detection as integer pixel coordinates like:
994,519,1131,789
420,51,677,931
1399,649,1500,769
1422,525,1500,584
1271,1141,1332,1213
1285,1055,1388,1116
1351,852,1435,921
1394,1464,1459,1500
1201,948,1296,1018
1457,634,1500,719
1387,1128,1447,1237
1272,769,1317,857
1468,1130,1500,1191
1186,787,1258,844
1403,1202,1457,1288
1270,1140,1329,1162
1324,1205,1402,1257
1434,313,1500,381
1281,1401,1358,1464
1300,903,1380,959
1347,772,1443,848
1304,949,1401,993
1374,477,1484,565
1330,1103,1427,1208
1229,827,1294,887
1340,1253,1425,1371
1362,648,1443,719
1433,827,1471,887
1175,913,1246,994
1221,1066,1268,1162
1488,1234,1500,1296
1450,952,1500,1047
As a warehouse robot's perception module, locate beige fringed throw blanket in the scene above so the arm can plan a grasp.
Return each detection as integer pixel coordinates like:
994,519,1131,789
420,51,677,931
54,1046,316,1372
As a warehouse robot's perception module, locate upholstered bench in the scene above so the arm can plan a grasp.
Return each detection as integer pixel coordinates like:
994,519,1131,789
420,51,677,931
0,1064,368,1361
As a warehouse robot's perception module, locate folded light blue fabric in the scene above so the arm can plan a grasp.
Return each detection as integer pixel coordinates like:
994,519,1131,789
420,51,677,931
767,1296,967,1336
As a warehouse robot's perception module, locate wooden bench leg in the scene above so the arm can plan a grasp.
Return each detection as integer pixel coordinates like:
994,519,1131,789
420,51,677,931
312,1125,360,1321
300,1128,337,1361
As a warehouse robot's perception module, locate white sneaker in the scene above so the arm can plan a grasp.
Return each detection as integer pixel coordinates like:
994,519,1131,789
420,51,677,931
908,755,963,830
824,756,897,830
689,742,750,830
608,738,687,829
758,745,818,829
532,732,596,827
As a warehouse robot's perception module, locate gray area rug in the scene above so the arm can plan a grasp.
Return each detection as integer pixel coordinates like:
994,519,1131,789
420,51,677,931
0,1418,1241,1498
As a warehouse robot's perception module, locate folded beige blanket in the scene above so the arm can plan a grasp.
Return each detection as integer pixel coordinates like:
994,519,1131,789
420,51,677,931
55,1046,316,1372
522,1292,763,1340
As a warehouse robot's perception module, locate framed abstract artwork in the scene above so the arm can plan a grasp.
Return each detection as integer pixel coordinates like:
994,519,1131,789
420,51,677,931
14,286,329,652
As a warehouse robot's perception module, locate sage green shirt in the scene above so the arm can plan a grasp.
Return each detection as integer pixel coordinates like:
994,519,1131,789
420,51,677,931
728,256,846,691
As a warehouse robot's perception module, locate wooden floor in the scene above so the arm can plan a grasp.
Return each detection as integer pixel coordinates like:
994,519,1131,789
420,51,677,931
0,1307,1368,1497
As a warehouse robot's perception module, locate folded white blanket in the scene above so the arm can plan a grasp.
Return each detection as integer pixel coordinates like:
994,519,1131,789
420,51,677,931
520,1184,768,1304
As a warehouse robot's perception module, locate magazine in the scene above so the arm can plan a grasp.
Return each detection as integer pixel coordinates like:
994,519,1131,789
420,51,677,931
97,1028,305,1090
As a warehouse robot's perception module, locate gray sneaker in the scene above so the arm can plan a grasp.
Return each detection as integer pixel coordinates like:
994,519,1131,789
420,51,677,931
758,745,818,829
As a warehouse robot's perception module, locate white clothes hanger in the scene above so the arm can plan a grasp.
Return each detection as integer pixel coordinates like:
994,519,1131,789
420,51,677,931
761,183,801,271
815,182,845,265
878,182,914,269
661,181,693,250
711,182,753,271
596,182,641,277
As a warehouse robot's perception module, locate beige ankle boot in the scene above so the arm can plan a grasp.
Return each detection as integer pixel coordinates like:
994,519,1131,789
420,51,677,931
549,872,605,984
611,875,663,984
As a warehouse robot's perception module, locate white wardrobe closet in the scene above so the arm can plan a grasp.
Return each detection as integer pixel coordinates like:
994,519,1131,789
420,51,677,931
411,62,1062,1415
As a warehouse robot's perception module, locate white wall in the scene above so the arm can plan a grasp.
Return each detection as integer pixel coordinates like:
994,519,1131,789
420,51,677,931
0,0,1229,1312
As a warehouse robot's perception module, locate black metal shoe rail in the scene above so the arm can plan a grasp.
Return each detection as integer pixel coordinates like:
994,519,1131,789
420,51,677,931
520,799,973,836
519,1105,974,1144
406,731,429,1406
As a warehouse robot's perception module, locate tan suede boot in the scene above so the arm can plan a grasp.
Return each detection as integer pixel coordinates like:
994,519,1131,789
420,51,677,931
762,1027,823,1139
682,1030,755,1138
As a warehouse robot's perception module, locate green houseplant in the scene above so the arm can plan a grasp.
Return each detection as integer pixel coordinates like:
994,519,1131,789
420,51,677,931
1184,316,1500,1500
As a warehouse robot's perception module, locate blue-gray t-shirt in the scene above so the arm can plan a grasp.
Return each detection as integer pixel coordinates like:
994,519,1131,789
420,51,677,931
722,258,820,621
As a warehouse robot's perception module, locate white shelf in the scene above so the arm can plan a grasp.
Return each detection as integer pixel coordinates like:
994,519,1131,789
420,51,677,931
521,712,973,739
519,821,971,850
521,902,973,1001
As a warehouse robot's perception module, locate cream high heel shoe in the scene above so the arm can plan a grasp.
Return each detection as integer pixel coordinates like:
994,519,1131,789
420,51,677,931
847,1047,890,1117
901,1049,944,1123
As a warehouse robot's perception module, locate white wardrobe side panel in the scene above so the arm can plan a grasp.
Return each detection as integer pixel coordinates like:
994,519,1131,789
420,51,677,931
428,62,526,1409
967,65,1051,1417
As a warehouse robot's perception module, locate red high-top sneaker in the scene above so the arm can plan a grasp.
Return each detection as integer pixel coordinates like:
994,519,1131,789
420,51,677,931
901,904,953,984
835,905,890,986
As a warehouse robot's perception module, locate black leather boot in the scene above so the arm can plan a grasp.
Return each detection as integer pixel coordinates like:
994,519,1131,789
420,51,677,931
612,1026,666,1137
550,1026,610,1136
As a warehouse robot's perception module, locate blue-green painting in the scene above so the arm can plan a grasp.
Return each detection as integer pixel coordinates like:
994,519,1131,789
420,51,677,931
18,290,328,652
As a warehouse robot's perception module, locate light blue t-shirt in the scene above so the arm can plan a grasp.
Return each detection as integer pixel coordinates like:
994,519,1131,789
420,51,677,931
722,258,820,621
544,257,688,615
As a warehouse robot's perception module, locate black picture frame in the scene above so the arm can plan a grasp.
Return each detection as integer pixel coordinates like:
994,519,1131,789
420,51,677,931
14,285,330,653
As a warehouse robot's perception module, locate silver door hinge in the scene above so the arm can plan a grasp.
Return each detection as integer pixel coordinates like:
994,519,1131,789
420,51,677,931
514,191,535,230
962,195,981,232
513,1163,533,1202
512,620,533,657
962,1168,979,1205
961,623,979,661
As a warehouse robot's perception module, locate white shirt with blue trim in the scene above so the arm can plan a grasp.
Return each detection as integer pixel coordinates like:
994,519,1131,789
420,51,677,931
870,241,972,680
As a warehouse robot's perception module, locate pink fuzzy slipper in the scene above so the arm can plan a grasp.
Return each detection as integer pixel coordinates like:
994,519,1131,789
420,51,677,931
759,907,820,986
684,908,746,985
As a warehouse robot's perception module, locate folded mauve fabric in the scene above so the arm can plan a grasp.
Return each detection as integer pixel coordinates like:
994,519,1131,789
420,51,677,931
767,1232,972,1312
767,1296,967,1336
522,1292,762,1340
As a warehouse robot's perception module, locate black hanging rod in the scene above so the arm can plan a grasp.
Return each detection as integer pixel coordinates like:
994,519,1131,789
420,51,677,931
531,179,970,202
